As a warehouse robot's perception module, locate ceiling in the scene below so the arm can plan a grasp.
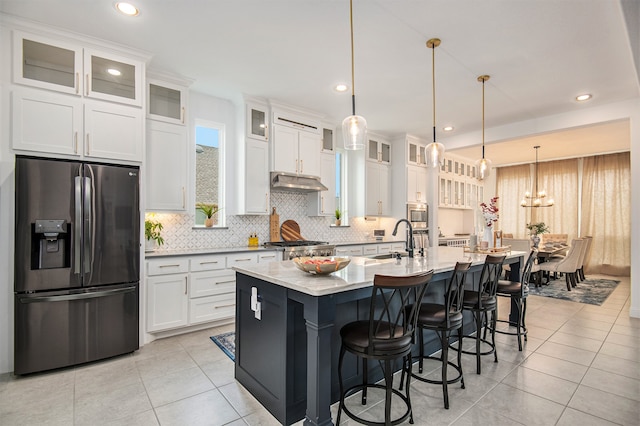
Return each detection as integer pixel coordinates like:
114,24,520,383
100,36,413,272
1,0,638,162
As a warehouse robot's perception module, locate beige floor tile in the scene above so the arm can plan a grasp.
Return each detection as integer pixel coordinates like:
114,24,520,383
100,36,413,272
451,405,526,425
580,367,640,402
591,352,640,380
599,341,640,362
568,385,640,425
520,353,587,383
104,409,160,426
241,404,283,426
133,336,185,361
547,331,604,352
143,366,214,408
75,356,142,397
611,323,640,337
74,381,152,426
556,323,609,341
555,407,620,426
187,339,231,366
200,357,236,387
136,347,197,381
563,318,613,333
535,340,596,366
501,366,578,405
476,383,565,425
154,389,240,426
218,381,267,417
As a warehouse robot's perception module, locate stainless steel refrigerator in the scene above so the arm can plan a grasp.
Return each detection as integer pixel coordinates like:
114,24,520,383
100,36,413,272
14,156,140,375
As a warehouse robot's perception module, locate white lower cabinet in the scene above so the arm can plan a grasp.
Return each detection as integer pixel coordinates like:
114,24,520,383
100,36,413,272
146,251,270,333
335,245,364,256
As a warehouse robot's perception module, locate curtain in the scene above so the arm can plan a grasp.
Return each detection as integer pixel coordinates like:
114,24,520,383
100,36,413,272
496,164,531,238
581,152,630,275
535,159,579,241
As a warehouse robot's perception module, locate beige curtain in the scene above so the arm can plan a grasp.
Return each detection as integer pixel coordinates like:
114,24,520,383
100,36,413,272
534,159,579,241
496,164,531,238
581,152,630,275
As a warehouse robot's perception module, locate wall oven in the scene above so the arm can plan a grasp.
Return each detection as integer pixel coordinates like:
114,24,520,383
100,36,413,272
407,203,428,229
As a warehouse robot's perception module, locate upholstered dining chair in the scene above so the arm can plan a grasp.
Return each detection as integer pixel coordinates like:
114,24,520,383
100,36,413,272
502,238,532,279
336,270,433,426
537,238,586,291
577,236,593,281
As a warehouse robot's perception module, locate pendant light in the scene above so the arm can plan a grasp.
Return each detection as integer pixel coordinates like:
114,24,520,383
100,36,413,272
520,145,554,208
475,75,492,180
425,38,445,168
342,0,367,150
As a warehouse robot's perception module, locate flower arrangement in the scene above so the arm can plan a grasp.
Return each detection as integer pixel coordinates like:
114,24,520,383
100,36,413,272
480,196,499,227
526,222,549,235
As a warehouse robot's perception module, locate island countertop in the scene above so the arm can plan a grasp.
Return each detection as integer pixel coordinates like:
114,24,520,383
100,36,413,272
232,246,526,297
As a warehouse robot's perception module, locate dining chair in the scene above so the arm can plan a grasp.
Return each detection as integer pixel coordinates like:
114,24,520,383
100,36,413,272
336,270,433,426
537,239,586,291
577,236,593,281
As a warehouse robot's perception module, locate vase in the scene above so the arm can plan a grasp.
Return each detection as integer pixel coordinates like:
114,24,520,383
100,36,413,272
531,234,541,248
335,219,341,226
145,238,156,252
204,218,214,227
484,226,494,249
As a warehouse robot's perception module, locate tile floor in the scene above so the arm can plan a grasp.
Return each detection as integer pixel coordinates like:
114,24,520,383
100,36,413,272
0,274,637,425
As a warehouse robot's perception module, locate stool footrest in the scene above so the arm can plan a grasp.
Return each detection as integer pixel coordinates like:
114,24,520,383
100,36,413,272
340,383,411,426
411,355,463,385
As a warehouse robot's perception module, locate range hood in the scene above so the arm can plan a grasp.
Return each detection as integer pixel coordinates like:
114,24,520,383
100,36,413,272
270,172,328,193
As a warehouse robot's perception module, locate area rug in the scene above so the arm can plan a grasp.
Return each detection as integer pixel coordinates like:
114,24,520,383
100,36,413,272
531,277,620,305
210,331,235,362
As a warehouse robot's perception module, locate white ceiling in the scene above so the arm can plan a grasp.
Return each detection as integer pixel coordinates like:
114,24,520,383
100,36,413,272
1,0,638,161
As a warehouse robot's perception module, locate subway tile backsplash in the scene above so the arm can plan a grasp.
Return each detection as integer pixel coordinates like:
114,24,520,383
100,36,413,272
148,192,398,251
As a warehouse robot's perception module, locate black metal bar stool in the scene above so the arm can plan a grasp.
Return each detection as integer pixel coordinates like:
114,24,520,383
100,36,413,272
458,254,505,375
491,249,537,351
401,261,471,409
336,270,433,426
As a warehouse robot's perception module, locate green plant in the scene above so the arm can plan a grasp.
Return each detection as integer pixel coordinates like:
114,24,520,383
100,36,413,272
145,219,164,245
335,208,342,220
526,222,550,235
196,203,220,218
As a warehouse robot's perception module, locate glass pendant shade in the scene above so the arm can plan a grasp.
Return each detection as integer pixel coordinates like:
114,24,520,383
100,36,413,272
476,157,492,180
342,114,367,150
425,141,445,168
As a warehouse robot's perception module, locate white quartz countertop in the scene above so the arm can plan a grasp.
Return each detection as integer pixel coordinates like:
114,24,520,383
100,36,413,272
232,246,526,297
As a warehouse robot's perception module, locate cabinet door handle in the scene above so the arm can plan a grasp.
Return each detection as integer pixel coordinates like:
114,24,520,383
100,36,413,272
215,303,235,309
233,258,252,262
265,193,268,212
86,133,90,155
295,159,299,173
217,280,235,285
86,74,89,96
199,260,219,265
76,72,80,94
264,124,268,141
74,132,78,154
182,187,186,209
184,277,188,295
159,264,181,268
181,107,185,124
300,159,303,173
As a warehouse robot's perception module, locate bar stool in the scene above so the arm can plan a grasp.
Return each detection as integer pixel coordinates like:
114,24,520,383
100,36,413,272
403,261,471,409
492,249,537,351
336,270,433,426
458,254,505,374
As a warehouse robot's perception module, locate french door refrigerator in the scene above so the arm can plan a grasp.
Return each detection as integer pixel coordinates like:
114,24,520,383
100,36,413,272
14,156,140,375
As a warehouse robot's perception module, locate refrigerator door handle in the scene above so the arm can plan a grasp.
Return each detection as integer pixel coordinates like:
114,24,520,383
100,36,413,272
74,175,82,274
17,286,137,303
83,174,93,275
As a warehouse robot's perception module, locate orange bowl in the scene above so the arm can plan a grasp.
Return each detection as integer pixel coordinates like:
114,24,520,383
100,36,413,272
292,256,351,275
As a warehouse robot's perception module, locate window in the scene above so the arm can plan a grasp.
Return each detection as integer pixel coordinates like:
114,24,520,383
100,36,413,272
194,120,225,226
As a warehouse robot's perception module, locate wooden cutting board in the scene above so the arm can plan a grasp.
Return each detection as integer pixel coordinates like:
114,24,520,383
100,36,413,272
281,219,304,241
269,207,280,242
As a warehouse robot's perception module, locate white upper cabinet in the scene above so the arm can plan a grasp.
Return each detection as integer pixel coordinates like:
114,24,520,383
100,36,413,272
147,78,188,125
307,152,336,216
407,165,428,204
322,126,334,152
272,124,321,177
407,137,426,166
366,162,391,216
244,138,270,214
13,32,143,106
83,100,142,162
367,137,391,164
247,101,269,141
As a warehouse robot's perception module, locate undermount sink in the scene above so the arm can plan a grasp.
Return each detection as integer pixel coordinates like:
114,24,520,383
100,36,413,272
368,252,409,260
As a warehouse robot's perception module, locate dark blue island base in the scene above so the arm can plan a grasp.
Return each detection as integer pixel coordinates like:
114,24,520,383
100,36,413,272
235,256,522,426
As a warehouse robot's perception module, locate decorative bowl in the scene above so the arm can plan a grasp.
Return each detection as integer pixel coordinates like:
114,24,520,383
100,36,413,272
292,256,351,275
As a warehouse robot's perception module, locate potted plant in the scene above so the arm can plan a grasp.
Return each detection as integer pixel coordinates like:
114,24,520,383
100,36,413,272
334,208,342,226
526,222,549,247
197,203,220,227
145,219,164,251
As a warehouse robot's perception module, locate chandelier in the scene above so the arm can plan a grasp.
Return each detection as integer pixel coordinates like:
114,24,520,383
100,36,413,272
521,145,554,208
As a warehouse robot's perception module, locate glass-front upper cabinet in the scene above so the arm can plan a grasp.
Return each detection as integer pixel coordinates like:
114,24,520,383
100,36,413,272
407,138,425,166
367,138,391,164
147,79,188,125
84,49,142,106
322,127,334,152
246,101,269,141
13,31,82,95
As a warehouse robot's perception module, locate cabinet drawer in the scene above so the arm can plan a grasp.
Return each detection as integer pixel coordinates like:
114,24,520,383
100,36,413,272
226,252,258,268
190,254,226,272
190,270,235,298
147,258,189,276
258,251,281,263
189,293,236,325
363,245,378,255
335,245,363,256
376,244,393,254
391,243,406,252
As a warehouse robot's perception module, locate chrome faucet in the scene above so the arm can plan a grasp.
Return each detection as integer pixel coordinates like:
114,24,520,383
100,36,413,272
392,219,414,258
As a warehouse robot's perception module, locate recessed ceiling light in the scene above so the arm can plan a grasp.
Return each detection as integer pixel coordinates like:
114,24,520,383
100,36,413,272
443,126,454,132
576,93,592,102
335,84,349,92
115,2,140,16
107,68,122,76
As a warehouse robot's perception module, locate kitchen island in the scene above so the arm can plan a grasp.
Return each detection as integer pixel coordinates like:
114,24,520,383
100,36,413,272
233,247,525,426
